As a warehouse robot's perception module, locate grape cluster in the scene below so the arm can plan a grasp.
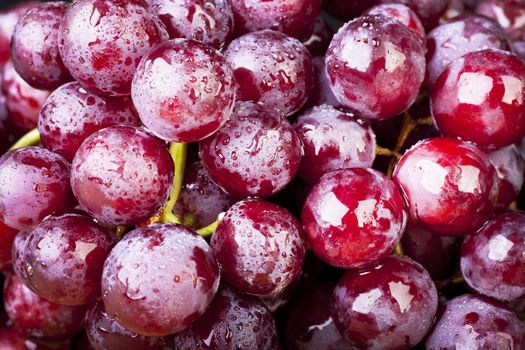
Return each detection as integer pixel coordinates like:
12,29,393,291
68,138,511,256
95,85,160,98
0,0,524,349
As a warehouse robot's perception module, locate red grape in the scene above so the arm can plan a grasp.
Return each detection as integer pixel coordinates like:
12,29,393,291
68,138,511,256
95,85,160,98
71,126,174,226
224,30,314,117
476,0,525,41
101,224,220,336
325,15,425,120
131,38,236,143
211,199,306,296
293,104,376,185
1,62,49,131
0,327,27,349
331,255,438,350
23,214,114,306
145,0,234,48
426,294,525,349
461,211,525,302
199,102,302,199
488,144,524,209
0,2,38,66
364,4,426,43
173,161,233,228
425,15,511,87
393,137,498,236
10,2,72,90
58,0,169,96
171,286,280,349
11,230,31,286
230,0,321,40
3,274,86,339
85,300,167,350
431,49,525,150
0,147,74,231
38,82,140,161
302,168,407,269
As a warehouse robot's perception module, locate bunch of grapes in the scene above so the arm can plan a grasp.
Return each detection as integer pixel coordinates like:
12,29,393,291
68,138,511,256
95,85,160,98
0,0,524,349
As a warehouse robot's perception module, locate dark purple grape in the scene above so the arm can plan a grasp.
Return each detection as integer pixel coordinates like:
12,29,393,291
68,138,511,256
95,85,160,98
230,0,321,39
131,38,236,143
302,168,407,269
293,105,376,185
331,255,438,350
306,56,341,108
101,224,220,336
70,126,174,226
171,286,280,349
38,82,140,161
302,17,334,57
211,199,306,296
431,49,525,150
3,274,86,339
401,224,460,279
325,15,425,120
0,220,18,271
425,15,510,87
426,294,525,349
58,0,169,96
286,282,355,350
488,144,524,209
393,137,498,236
2,61,49,131
85,300,167,350
173,161,233,228
145,0,234,48
364,3,426,43
0,147,74,231
10,2,72,90
199,102,302,199
461,211,525,302
23,214,114,306
224,30,314,117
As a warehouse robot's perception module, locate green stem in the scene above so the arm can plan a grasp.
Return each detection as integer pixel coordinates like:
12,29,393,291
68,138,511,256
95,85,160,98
196,219,219,238
162,143,187,224
10,128,40,150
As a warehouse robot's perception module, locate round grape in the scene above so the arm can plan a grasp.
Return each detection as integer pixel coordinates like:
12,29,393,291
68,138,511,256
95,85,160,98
488,144,524,210
71,126,174,226
3,274,86,339
23,214,114,306
364,4,426,43
199,102,302,199
476,0,525,41
331,255,438,350
38,82,140,161
171,286,280,350
131,38,236,143
211,199,306,296
85,300,167,350
0,147,74,231
230,0,321,39
461,211,525,302
325,15,425,120
224,30,314,117
101,224,220,336
431,49,525,150
293,104,376,185
145,0,234,48
393,137,498,236
10,2,72,90
58,0,169,96
426,294,525,349
302,168,407,269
